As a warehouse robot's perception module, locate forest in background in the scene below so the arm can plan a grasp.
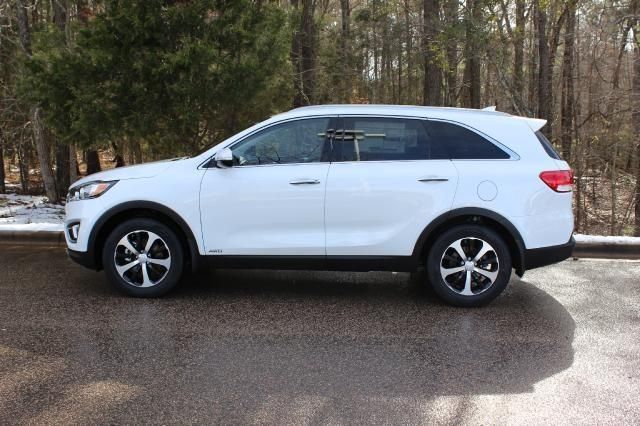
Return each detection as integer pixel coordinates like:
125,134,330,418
0,0,639,236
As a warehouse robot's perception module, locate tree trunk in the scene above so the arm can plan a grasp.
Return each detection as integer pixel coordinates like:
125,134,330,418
423,0,442,106
300,0,316,105
445,0,458,107
86,150,101,175
55,142,70,196
290,0,303,107
15,0,58,201
514,0,525,96
536,0,552,138
31,107,58,202
53,0,71,198
634,28,640,236
132,141,143,164
112,142,125,167
404,0,414,104
14,0,31,55
462,0,482,108
340,0,351,103
560,1,576,161
0,133,5,194
17,138,29,193
291,0,317,107
69,145,79,183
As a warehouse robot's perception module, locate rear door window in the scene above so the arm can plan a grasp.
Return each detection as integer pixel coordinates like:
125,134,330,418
333,117,446,161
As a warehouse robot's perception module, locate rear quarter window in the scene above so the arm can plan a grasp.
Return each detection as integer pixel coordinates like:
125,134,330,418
425,120,511,160
535,131,562,160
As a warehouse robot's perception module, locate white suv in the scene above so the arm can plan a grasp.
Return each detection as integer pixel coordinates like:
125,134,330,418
65,105,574,306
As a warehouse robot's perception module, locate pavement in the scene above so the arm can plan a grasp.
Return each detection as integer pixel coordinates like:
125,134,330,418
0,245,639,424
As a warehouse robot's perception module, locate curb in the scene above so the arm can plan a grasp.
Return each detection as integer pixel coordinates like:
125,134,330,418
571,243,640,260
1,230,639,260
0,230,66,246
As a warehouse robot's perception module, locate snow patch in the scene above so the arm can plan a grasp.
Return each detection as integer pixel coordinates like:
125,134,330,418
0,223,64,232
574,234,640,245
0,194,64,232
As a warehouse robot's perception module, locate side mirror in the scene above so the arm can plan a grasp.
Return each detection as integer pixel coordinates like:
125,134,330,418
213,148,233,168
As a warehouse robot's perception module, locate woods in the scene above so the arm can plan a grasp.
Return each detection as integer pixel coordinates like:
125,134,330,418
0,0,639,236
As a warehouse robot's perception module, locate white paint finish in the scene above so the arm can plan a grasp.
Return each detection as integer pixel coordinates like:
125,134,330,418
65,158,205,253
64,105,575,266
325,160,458,256
199,164,330,255
450,157,573,249
71,158,182,187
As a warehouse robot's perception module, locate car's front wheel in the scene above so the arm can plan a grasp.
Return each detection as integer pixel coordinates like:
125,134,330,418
426,225,512,307
102,218,184,297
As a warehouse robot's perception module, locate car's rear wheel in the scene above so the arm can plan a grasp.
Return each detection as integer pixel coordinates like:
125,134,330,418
426,225,511,307
103,218,184,297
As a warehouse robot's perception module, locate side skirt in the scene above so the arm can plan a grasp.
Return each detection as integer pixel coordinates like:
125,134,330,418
205,255,420,273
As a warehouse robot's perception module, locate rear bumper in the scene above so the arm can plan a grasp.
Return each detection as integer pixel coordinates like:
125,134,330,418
523,237,575,271
67,248,98,270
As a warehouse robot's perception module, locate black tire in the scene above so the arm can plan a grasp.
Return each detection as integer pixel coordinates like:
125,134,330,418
102,218,184,297
426,225,512,307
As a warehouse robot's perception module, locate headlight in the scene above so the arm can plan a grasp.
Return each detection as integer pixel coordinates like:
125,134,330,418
67,181,117,202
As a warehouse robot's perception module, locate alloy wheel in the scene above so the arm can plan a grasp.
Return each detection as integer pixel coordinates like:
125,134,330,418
113,230,171,287
439,237,499,296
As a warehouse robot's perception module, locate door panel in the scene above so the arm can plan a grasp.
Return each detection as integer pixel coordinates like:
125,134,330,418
199,117,333,256
325,161,458,256
200,164,329,255
325,116,458,256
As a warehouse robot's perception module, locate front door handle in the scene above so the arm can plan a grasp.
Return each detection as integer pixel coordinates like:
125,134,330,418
289,179,321,185
418,177,449,182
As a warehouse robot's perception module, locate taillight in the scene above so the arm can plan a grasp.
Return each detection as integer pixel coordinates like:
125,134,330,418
539,170,574,193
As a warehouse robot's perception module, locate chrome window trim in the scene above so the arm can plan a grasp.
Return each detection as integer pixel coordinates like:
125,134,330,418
198,113,520,168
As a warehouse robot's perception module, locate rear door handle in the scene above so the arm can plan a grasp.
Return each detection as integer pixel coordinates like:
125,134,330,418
418,177,449,182
289,179,321,185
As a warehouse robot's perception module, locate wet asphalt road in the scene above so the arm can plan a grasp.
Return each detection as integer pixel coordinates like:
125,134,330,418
0,245,639,424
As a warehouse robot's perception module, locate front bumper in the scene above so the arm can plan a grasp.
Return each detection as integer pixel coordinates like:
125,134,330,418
523,237,575,271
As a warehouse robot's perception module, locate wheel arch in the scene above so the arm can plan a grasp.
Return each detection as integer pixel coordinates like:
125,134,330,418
88,201,200,273
413,207,526,276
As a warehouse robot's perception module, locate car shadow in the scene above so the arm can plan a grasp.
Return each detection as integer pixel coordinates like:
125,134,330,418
169,269,575,395
0,248,575,423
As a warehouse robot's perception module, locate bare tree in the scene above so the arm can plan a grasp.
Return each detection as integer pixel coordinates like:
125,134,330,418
14,0,58,202
340,0,351,102
423,0,442,105
444,0,458,106
560,0,577,160
462,0,482,108
632,6,640,236
291,0,317,107
0,131,5,194
53,0,70,198
535,0,551,139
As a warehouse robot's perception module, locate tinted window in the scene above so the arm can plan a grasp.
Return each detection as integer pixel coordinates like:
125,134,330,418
334,117,442,161
426,121,510,160
232,118,331,166
535,130,562,160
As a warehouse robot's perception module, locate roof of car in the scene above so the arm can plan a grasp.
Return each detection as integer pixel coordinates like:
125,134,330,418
274,104,511,120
